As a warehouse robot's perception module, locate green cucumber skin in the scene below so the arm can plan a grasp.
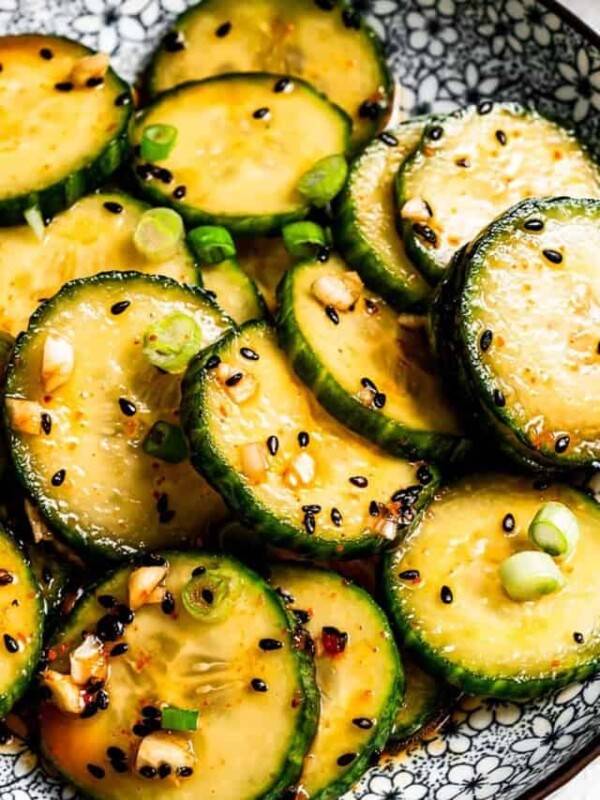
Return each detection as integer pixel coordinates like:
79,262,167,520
181,320,430,559
197,257,268,324
144,0,392,150
5,271,232,563
276,262,470,467
0,529,44,719
389,680,455,744
431,198,598,473
132,74,352,236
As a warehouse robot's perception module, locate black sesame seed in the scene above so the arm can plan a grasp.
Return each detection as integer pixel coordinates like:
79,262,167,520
253,107,270,119
205,290,217,299
136,164,153,181
225,372,243,387
555,435,570,454
141,553,167,566
205,355,221,370
98,594,118,609
87,679,105,694
81,701,99,719
192,566,207,577
118,397,136,416
87,764,105,779
86,76,104,88
429,125,444,141
412,223,438,246
133,722,151,737
276,587,295,604
325,305,340,325
477,101,493,115
264,434,279,457
493,389,506,407
480,329,493,351
116,604,134,625
441,585,453,604
96,614,124,642
103,201,123,214
502,513,515,533
274,76,291,93
40,47,54,60
251,678,268,692
352,717,374,730
54,81,73,92
158,764,172,779
156,493,169,514
96,690,110,710
369,749,382,767
51,469,66,487
140,766,157,779
361,377,377,392
142,705,162,719
417,465,432,485
337,753,357,767
574,632,585,644
241,347,259,361
163,31,185,52
41,412,52,435
317,246,330,262
524,218,544,231
358,100,381,120
115,92,130,107
399,569,420,581
110,642,128,657
331,507,343,526
216,21,232,37
161,591,175,615
349,476,368,488
178,767,193,777
302,504,321,515
495,129,508,146
379,131,399,147
303,513,316,535
110,300,130,315
543,249,563,264
201,588,214,605
341,9,361,29
107,746,126,761
111,760,128,773
3,634,18,653
293,609,311,623
373,392,386,409
259,638,283,651
0,570,13,586
172,185,187,200
298,431,309,447
159,510,176,524
369,500,380,516
455,158,470,168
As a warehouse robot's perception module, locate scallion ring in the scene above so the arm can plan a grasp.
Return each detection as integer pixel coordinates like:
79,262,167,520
528,501,579,558
133,208,184,262
143,313,204,374
161,706,199,732
282,221,328,260
142,420,188,463
298,154,348,207
188,225,236,265
182,566,239,623
499,551,565,602
140,124,178,161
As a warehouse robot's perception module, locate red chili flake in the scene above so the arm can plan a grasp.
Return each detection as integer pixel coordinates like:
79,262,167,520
47,649,57,661
322,626,348,656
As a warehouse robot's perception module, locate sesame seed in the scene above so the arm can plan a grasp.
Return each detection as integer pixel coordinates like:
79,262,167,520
81,701,98,718
303,513,316,535
118,397,136,416
163,31,185,52
555,435,570,454
417,465,433,485
298,431,309,447
251,678,268,692
156,493,169,514
477,101,493,115
54,81,73,92
493,389,506,407
412,223,438,246
205,355,221,370
441,585,453,604
96,614,124,642
341,9,361,29
110,642,128,657
331,507,343,526
524,218,544,231
267,435,279,456
317,246,330,262
111,760,128,773
161,591,175,615
96,690,110,710
133,722,151,736
326,305,340,325
349,476,368,488
495,130,508,146
276,587,295,604
274,76,292,93
192,566,207,577
225,372,243,387
115,92,130,107
103,201,123,214
178,767,193,777
0,570,13,586
429,125,444,141
399,569,420,581
41,412,52,435
107,746,126,761
86,76,104,87
98,594,118,608
293,609,311,623
480,329,493,351
373,392,386,409
259,638,283,651
142,553,167,566
159,510,176,524
379,131,399,147
140,766,157,779
361,377,377,391
455,158,470,168
502,513,515,533
358,100,381,120
40,48,54,60
369,500,379,516
543,249,563,264
87,764,105,779
215,21,232,37
136,164,153,181
253,107,270,120
365,298,378,314
241,347,259,361
3,634,18,653
337,753,357,767
201,588,214,604
172,185,186,200
574,632,585,644
51,469,66,487
352,717,374,730
142,706,162,719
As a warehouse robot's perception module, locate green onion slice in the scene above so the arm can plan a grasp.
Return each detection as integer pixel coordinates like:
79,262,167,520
298,154,348,207
133,208,184,262
499,551,565,602
24,207,46,242
282,221,328,260
528,501,580,558
161,706,199,732
140,124,178,161
188,226,236,265
182,566,239,623
143,313,204,374
142,421,188,464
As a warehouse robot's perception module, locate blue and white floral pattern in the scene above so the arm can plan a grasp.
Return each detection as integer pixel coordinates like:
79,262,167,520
1,1,599,798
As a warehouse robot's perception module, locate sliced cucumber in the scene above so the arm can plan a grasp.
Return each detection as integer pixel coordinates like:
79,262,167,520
237,237,293,314
432,197,600,470
131,74,350,236
0,35,132,226
268,564,401,799
5,272,231,560
384,474,600,699
145,0,391,148
0,524,43,717
27,540,72,620
0,192,198,338
396,103,600,283
277,254,468,464
200,259,266,325
181,321,438,559
40,551,319,799
391,653,453,743
335,122,431,308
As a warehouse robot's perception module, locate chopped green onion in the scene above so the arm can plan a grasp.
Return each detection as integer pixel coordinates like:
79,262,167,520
142,421,188,463
188,226,236,265
161,706,199,732
499,551,565,602
24,207,46,242
143,313,204,374
140,124,178,161
182,566,239,623
528,501,579,558
133,208,184,262
282,221,328,260
298,154,348,207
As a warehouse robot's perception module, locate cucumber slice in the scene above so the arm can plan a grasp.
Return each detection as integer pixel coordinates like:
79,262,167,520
268,564,401,799
181,321,438,559
28,541,71,620
200,259,266,325
5,272,231,560
384,474,600,699
0,192,198,338
40,551,319,799
277,254,469,464
131,74,351,236
0,524,43,717
391,653,453,743
145,0,391,148
396,103,600,283
0,35,132,226
335,122,431,309
432,197,600,470
237,237,293,314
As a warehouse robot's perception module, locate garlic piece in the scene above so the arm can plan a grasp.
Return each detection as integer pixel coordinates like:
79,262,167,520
42,334,74,393
70,634,108,686
128,565,168,611
240,442,269,484
400,197,432,224
6,399,44,435
25,500,53,543
311,272,363,311
43,670,85,714
70,53,110,88
284,452,316,489
135,731,196,773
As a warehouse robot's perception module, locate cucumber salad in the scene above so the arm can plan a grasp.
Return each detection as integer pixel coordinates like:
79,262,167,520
0,3,598,799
